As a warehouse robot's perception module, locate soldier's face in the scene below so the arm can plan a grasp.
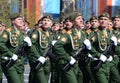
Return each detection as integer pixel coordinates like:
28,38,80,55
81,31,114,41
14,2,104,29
65,20,73,29
42,18,53,29
113,18,120,28
99,17,109,28
85,22,91,29
91,20,99,28
52,24,60,31
74,16,84,28
107,21,113,28
12,17,23,28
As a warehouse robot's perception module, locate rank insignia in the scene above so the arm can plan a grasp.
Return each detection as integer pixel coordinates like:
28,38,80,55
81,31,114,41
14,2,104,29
2,34,7,38
32,34,37,39
60,37,66,42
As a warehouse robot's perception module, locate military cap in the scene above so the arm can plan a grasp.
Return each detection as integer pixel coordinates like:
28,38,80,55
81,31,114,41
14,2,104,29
60,18,65,24
90,16,98,22
52,22,60,26
53,18,60,24
112,15,120,20
69,12,82,21
98,12,110,19
37,18,42,24
63,16,70,23
53,17,60,23
61,14,70,23
86,20,90,23
41,15,53,21
10,13,22,20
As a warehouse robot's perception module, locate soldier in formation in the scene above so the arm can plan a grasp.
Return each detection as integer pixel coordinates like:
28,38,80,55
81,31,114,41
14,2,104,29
1,11,120,83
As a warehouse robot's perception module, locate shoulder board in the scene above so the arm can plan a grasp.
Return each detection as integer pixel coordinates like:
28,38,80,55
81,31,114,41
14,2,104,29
86,29,91,34
67,29,72,35
108,27,113,31
61,29,67,34
37,27,42,31
6,28,12,32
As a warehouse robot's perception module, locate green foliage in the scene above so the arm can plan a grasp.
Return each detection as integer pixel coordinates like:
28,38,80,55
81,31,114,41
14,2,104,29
0,0,11,27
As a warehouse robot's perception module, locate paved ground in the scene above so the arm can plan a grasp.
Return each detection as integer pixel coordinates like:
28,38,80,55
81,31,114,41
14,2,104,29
2,65,30,83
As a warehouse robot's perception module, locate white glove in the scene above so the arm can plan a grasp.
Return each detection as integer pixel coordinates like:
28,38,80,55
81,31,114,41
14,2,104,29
69,57,76,65
111,36,117,46
24,36,32,46
52,40,57,46
25,29,30,33
88,54,93,58
99,54,107,62
107,56,113,61
38,56,46,64
12,54,18,61
83,39,91,50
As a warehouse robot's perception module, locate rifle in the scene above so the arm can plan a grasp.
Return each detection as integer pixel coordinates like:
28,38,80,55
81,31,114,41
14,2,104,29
6,24,39,68
94,40,115,70
63,45,86,72
35,44,53,70
6,42,28,68
63,32,96,72
85,54,94,64
94,30,120,70
35,37,59,70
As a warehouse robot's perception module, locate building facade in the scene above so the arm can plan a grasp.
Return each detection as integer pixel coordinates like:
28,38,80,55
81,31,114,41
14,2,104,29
10,0,120,27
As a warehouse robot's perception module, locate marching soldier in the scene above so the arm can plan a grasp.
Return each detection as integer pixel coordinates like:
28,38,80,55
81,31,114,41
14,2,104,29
0,21,5,83
88,16,99,35
0,13,31,83
85,20,91,33
109,15,120,83
89,12,116,83
28,15,53,83
50,22,61,83
82,16,99,83
52,22,61,39
107,19,113,31
53,12,91,83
